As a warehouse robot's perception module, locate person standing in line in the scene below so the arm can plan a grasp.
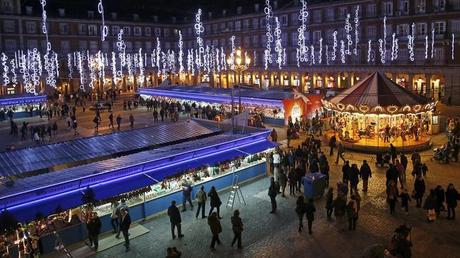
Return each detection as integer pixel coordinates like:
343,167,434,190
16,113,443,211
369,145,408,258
268,177,278,214
208,212,222,250
110,201,119,233
195,186,207,219
181,181,193,212
359,160,372,192
116,114,122,131
295,196,306,232
387,180,399,215
445,183,459,220
208,186,222,218
325,187,334,219
108,112,114,129
349,164,360,194
278,170,287,197
288,169,297,196
93,115,100,133
167,201,184,239
115,199,128,238
120,208,131,252
230,210,243,249
129,114,134,129
304,198,316,234
87,212,101,251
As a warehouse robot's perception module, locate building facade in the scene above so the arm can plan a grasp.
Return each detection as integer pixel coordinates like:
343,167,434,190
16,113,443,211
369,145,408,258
1,0,460,104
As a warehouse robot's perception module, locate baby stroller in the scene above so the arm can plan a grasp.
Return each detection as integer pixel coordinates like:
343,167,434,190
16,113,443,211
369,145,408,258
431,145,452,163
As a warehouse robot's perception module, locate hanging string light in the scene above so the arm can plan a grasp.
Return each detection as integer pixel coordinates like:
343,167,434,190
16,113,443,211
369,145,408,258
194,9,204,70
97,0,108,41
380,16,387,63
274,17,284,69
178,30,184,74
325,44,329,65
10,59,17,85
156,37,161,75
391,33,399,61
296,0,308,67
431,27,435,59
40,0,51,53
425,35,429,59
310,45,315,65
452,33,456,61
332,31,338,61
67,53,73,79
353,6,360,56
111,51,117,84
318,38,323,64
1,53,9,86
345,13,352,55
379,39,385,64
340,40,346,64
408,24,415,62
264,0,274,70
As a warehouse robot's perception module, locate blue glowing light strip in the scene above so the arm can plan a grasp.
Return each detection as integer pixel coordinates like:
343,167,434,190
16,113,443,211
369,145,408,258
0,95,47,106
4,137,273,212
138,88,285,109
0,130,270,209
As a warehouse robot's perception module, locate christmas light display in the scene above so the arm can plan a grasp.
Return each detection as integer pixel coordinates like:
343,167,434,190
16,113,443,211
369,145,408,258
319,38,323,64
296,0,308,67
326,44,329,65
40,0,51,53
178,30,184,74
264,0,274,70
452,33,456,60
431,28,435,59
345,13,352,55
391,33,399,61
332,31,338,61
381,16,387,63
407,24,415,62
97,0,108,41
1,53,9,86
10,59,17,85
111,51,117,84
425,35,429,59
274,17,284,69
379,39,385,64
195,9,204,69
67,53,73,79
310,45,315,65
156,37,161,75
353,6,360,56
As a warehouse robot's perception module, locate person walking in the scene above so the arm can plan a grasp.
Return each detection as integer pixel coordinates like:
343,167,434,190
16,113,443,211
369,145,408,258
93,115,100,133
108,112,114,129
208,212,222,250
445,183,459,220
325,187,334,219
399,188,411,215
268,177,278,214
434,185,445,217
195,186,207,219
208,186,222,218
305,198,316,234
129,114,134,129
359,160,372,192
349,164,360,194
86,212,101,251
110,201,119,233
278,170,287,197
288,169,297,196
181,181,193,212
295,196,306,232
120,208,131,252
230,210,243,249
329,134,337,156
167,201,184,239
115,199,128,238
347,197,358,231
387,180,399,215
116,114,122,131
414,175,426,208
424,190,437,223
335,142,346,164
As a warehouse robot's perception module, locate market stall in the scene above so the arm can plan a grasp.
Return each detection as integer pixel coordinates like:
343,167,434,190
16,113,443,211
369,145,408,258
0,94,47,121
322,72,436,152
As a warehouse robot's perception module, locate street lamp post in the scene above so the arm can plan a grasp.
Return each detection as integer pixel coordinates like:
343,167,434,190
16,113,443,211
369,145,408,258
227,48,251,134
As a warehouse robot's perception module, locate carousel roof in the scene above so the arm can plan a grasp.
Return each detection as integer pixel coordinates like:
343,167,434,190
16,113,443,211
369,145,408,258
324,72,435,114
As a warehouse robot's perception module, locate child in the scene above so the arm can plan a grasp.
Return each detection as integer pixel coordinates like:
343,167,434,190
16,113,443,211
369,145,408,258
399,188,411,215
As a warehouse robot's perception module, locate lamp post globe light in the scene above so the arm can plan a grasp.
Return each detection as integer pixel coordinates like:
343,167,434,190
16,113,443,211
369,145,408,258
226,48,251,134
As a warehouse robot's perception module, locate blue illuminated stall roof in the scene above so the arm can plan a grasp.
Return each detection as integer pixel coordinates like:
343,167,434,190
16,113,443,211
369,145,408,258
0,94,47,106
0,120,220,178
3,130,275,222
138,86,289,109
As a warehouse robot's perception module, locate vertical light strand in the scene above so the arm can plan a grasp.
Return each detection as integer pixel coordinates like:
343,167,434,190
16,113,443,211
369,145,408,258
431,27,435,59
195,9,204,70
97,0,108,41
296,0,308,66
345,13,352,55
424,35,429,59
178,30,184,74
264,0,274,70
452,33,456,60
332,31,338,61
353,5,360,56
274,17,284,69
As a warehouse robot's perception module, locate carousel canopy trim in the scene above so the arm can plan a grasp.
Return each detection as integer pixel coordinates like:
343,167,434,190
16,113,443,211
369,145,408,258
323,72,435,114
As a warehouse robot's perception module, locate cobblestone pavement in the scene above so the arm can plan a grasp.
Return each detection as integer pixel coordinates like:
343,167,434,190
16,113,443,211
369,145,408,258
89,132,460,258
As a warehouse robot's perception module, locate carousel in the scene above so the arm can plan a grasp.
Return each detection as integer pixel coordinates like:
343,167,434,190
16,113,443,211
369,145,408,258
323,72,437,152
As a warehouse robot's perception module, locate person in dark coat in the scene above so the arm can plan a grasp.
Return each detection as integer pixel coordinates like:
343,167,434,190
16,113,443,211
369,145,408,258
359,160,372,192
288,169,297,196
208,186,222,218
386,164,399,187
387,180,399,215
86,212,102,250
347,197,358,231
181,181,193,212
399,188,411,215
434,185,445,216
119,208,131,252
329,134,337,156
342,161,351,184
414,175,426,208
325,187,334,219
208,212,222,250
424,190,437,223
268,177,278,214
400,153,408,171
295,196,306,232
445,183,459,220
304,198,316,234
167,201,184,239
230,210,243,249
278,170,288,197
390,144,397,163
349,164,360,193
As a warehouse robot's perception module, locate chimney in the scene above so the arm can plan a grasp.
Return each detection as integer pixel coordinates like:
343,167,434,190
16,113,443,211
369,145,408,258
171,16,177,24
208,11,213,19
273,0,278,9
222,9,227,17
236,6,243,15
255,3,260,12
153,15,159,23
